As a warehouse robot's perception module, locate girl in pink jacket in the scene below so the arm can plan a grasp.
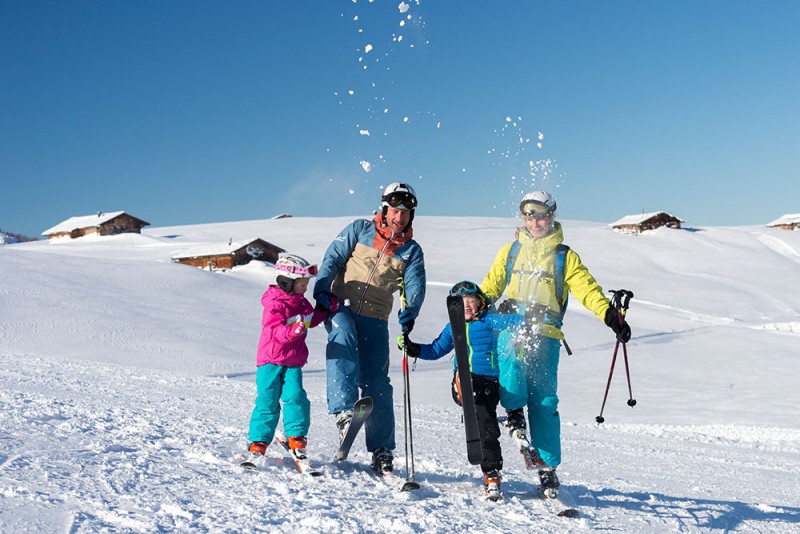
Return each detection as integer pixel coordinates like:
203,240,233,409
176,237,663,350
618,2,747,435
241,254,338,470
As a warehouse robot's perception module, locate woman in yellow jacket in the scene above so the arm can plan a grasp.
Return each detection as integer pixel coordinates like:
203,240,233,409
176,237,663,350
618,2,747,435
481,191,631,498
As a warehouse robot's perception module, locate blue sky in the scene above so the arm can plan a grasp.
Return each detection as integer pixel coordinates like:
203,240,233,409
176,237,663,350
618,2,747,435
2,1,799,237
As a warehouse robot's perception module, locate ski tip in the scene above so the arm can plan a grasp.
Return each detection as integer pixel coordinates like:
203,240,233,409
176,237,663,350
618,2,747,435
401,481,421,492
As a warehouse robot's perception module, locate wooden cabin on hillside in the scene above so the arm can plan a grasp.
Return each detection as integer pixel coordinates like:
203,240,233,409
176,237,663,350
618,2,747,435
610,212,684,234
171,238,284,270
766,214,800,231
42,211,150,239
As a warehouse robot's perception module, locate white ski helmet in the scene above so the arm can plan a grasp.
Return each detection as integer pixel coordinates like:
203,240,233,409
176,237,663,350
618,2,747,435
275,253,318,280
519,190,557,218
381,182,418,210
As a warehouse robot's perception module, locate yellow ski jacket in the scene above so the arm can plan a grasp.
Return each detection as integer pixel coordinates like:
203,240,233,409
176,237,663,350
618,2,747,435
480,222,610,340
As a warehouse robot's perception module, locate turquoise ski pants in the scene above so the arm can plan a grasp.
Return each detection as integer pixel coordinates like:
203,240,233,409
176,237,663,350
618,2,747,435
248,364,310,443
524,335,562,468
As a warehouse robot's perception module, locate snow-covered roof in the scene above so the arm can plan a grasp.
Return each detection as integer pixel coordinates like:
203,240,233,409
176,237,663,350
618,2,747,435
609,211,684,227
171,238,269,260
766,213,800,227
42,211,135,235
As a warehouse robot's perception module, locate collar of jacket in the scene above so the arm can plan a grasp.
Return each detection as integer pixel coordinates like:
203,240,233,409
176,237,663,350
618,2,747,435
265,284,305,303
373,213,413,243
516,221,565,252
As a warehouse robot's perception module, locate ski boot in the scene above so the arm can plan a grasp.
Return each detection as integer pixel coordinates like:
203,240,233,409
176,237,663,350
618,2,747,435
538,466,560,499
483,469,503,502
505,408,527,440
335,410,353,443
240,441,268,470
371,447,394,473
287,436,307,460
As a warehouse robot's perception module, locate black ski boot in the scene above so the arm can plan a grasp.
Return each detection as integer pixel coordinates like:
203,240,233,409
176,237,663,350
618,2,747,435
371,447,394,473
506,408,527,439
538,467,560,499
335,410,353,443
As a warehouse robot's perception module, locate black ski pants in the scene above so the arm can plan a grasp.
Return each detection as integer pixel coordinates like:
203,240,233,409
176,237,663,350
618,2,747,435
471,373,503,474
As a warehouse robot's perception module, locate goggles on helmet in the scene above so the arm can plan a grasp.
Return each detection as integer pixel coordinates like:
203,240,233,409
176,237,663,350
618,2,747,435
276,263,319,276
383,191,418,210
520,201,555,219
449,280,481,297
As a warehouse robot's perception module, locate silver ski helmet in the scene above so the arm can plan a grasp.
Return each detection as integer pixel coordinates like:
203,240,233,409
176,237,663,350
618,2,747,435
381,182,418,210
275,253,318,293
519,190,557,218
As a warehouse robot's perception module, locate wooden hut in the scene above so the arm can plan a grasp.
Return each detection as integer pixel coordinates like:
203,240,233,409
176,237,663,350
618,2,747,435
610,212,684,234
42,211,150,239
766,214,800,231
172,238,284,270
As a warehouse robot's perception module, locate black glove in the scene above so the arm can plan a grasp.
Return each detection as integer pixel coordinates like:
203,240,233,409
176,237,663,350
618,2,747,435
604,307,632,343
314,291,334,312
398,308,417,334
396,334,421,358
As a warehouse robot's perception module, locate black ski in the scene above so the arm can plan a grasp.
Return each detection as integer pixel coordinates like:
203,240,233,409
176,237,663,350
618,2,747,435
447,295,484,465
333,396,373,462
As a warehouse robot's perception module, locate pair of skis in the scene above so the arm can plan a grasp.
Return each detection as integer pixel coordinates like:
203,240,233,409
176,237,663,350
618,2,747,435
239,397,373,477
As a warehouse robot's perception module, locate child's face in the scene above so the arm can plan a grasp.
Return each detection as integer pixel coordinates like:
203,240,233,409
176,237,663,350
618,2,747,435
292,278,310,295
463,296,482,321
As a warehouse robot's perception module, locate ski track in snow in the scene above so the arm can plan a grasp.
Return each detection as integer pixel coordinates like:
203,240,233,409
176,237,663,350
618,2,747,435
2,351,799,533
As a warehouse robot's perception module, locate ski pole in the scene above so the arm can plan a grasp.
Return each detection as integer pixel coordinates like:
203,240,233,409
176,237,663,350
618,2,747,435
596,289,636,424
397,277,419,490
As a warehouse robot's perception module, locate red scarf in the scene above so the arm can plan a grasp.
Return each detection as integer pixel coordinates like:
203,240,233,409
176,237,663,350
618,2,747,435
372,213,413,256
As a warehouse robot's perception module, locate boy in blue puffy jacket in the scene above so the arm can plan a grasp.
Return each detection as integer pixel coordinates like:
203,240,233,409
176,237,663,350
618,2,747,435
401,281,529,500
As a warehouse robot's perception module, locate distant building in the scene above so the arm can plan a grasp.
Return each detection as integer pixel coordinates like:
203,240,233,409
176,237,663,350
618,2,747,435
171,238,284,270
42,211,150,239
766,214,800,231
610,211,684,234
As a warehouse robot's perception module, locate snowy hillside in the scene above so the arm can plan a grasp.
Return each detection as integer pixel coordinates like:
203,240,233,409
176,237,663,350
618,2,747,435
1,216,799,532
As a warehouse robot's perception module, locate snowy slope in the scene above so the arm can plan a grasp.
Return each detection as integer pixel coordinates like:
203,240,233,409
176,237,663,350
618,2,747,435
1,216,799,532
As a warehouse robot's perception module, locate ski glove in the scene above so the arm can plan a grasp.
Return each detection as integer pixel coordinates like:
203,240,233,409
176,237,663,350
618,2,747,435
604,308,632,343
396,334,421,358
314,291,334,312
315,295,340,315
398,308,417,333
288,320,306,338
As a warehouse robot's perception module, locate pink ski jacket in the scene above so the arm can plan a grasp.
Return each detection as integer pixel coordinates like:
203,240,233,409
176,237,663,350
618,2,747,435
256,285,327,367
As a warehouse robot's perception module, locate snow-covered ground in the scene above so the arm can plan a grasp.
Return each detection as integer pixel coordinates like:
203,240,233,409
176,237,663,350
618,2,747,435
2,216,799,532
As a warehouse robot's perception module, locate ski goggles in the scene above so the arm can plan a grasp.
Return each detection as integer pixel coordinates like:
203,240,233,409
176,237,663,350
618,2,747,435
383,191,418,209
276,263,319,276
520,201,555,219
449,280,481,297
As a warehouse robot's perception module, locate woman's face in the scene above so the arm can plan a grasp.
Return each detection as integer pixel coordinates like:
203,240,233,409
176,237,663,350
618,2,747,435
524,213,554,238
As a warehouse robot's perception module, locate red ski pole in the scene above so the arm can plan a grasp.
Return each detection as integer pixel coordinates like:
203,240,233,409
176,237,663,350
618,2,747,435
596,290,636,424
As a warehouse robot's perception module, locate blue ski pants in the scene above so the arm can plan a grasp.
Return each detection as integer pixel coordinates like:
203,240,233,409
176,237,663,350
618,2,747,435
325,307,395,452
524,335,562,468
248,364,310,443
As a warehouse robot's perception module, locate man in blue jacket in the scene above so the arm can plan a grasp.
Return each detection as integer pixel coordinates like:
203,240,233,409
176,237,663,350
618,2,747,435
314,183,426,473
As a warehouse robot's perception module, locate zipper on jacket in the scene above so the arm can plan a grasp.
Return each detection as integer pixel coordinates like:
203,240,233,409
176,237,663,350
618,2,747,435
356,228,394,316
